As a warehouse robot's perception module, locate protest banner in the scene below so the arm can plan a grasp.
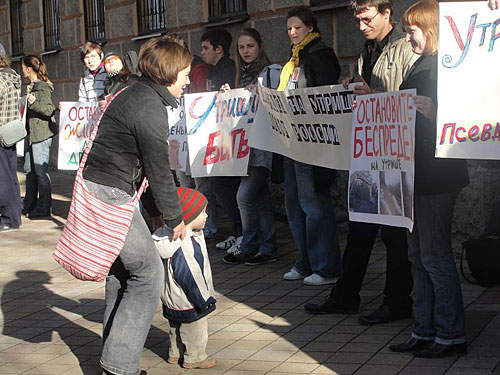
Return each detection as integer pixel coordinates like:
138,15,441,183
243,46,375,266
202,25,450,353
437,2,500,159
167,96,188,173
251,83,354,170
185,88,255,177
16,95,27,157
57,101,99,170
348,89,417,231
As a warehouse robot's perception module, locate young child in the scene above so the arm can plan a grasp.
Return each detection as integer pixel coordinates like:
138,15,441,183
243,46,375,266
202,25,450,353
152,186,217,369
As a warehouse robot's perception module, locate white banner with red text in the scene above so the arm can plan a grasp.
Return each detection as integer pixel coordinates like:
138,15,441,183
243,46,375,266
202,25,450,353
184,88,256,177
57,101,100,170
250,83,355,170
348,89,417,231
437,2,500,159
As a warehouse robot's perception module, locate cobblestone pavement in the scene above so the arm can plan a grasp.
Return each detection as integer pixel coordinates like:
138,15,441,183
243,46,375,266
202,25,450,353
1,168,499,375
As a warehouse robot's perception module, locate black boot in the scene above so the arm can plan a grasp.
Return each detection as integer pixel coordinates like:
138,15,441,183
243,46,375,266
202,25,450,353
304,293,358,314
389,337,432,353
413,342,467,358
358,303,412,325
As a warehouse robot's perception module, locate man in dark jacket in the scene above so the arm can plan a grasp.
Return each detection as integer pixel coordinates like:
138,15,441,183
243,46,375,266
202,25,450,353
305,0,418,325
199,29,242,247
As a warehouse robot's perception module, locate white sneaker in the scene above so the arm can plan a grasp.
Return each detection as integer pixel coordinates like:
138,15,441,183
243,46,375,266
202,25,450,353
216,235,236,250
283,268,306,280
226,236,243,254
303,273,339,286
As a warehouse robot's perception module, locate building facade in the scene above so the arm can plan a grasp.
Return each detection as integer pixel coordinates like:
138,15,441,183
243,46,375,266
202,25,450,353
1,0,498,238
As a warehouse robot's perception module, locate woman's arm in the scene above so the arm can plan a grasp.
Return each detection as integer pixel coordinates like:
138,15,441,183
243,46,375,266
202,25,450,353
29,85,55,117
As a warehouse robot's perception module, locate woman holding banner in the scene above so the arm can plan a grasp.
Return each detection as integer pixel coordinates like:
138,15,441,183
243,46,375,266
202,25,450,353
21,55,55,219
388,0,469,358
221,28,282,266
278,6,343,285
82,38,190,375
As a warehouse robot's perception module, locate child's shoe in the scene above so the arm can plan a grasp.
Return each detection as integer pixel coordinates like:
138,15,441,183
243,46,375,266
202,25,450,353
182,356,217,369
167,357,180,364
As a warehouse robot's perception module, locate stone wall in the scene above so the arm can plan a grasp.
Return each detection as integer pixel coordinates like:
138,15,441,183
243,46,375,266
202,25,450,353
2,0,497,238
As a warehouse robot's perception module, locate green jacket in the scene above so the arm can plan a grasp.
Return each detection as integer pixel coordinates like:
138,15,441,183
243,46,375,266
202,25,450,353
27,80,55,143
358,24,419,93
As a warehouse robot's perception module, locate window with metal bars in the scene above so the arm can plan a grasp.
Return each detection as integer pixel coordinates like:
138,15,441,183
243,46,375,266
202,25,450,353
10,0,23,56
43,0,61,51
208,0,247,22
137,0,167,35
310,0,348,7
84,0,106,43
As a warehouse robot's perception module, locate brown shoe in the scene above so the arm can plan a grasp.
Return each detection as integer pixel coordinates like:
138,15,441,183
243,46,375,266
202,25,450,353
183,357,217,369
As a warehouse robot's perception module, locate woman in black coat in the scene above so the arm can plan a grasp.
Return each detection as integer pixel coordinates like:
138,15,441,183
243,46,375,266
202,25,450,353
82,38,191,375
389,0,469,359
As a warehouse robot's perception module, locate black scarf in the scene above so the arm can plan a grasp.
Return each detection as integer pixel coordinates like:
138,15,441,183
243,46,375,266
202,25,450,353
239,62,260,87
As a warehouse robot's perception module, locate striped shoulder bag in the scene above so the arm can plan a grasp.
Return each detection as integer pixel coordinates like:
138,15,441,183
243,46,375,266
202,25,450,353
53,91,149,281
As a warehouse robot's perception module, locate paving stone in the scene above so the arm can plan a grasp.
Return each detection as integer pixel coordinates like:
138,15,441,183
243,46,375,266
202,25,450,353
1,168,499,375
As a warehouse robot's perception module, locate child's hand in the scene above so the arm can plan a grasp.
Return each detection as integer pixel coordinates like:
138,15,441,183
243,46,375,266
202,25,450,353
172,221,186,241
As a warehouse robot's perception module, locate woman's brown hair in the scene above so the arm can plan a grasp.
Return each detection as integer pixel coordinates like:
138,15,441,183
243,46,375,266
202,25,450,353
22,55,50,82
138,37,192,86
235,28,271,88
0,55,10,68
401,0,439,55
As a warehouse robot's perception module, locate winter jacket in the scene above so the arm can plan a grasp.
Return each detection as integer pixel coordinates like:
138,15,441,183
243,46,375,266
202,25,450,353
358,24,419,93
152,227,216,323
289,38,341,90
399,54,469,195
0,68,21,127
83,76,183,228
26,80,55,143
286,38,341,191
78,66,106,102
249,64,282,170
104,73,139,97
208,55,235,92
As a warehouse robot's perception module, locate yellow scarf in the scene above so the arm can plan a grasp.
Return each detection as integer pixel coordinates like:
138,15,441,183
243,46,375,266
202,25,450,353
277,32,320,91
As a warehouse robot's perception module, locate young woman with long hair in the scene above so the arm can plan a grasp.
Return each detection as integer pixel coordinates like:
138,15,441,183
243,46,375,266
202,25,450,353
21,55,55,219
221,28,282,265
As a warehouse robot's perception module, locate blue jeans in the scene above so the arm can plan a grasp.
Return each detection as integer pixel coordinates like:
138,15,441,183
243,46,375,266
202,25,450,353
23,138,52,215
283,158,342,278
84,180,164,375
237,167,276,257
408,192,466,345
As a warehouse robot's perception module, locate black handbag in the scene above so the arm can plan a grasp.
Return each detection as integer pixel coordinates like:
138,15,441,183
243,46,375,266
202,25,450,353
461,236,500,287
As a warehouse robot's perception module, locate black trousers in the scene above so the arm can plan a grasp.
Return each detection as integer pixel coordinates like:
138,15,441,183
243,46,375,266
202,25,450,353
0,146,22,228
212,176,242,237
333,221,413,312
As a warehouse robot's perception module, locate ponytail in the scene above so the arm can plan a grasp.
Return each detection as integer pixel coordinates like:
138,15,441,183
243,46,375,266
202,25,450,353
22,55,50,82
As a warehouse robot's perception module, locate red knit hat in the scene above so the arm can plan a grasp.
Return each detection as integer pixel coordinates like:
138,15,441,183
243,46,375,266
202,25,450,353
177,187,208,225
